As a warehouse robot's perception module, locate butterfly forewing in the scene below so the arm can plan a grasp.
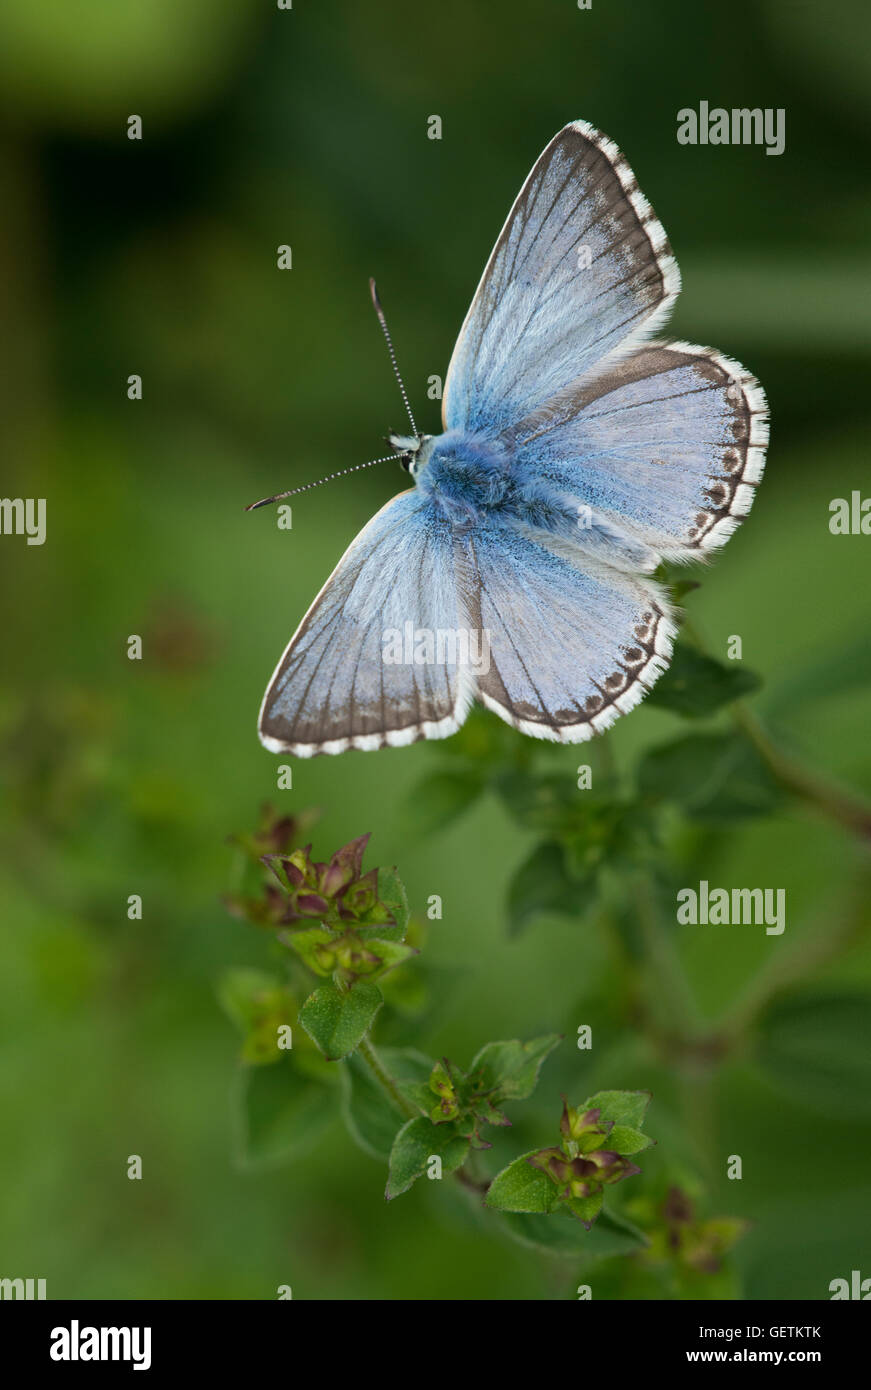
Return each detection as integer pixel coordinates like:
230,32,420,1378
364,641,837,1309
258,492,470,755
442,120,680,437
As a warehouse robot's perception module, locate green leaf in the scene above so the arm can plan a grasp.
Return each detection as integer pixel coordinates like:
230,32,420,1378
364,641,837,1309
386,1117,469,1199
485,1151,562,1213
637,731,783,822
562,801,656,883
768,633,871,715
499,1206,647,1257
218,967,281,1030
468,1034,562,1103
397,1079,439,1113
608,1125,654,1155
403,768,486,835
584,1089,652,1129
232,1055,335,1169
494,768,581,834
755,991,871,1117
377,866,410,934
262,854,293,894
340,1047,434,1160
353,867,409,941
435,705,526,765
564,1190,604,1227
646,644,762,718
299,980,383,1060
378,960,463,1031
507,841,580,937
284,926,338,977
217,968,296,1065
362,937,419,976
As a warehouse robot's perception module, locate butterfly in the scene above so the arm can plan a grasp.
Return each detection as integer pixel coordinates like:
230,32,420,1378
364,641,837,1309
254,120,768,757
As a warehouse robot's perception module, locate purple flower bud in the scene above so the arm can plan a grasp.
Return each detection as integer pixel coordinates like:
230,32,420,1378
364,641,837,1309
320,834,370,898
295,893,331,917
340,867,380,918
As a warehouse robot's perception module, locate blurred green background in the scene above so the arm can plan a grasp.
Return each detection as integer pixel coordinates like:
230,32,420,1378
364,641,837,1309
1,0,870,1300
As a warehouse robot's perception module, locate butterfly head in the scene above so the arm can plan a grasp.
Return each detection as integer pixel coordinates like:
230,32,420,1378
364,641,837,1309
388,431,432,476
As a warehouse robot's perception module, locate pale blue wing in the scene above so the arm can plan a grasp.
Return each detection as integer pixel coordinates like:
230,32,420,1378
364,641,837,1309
259,491,470,755
443,120,679,438
457,519,675,740
501,340,768,558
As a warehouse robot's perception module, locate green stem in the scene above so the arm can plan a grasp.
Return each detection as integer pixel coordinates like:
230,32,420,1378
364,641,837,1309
632,874,699,1035
454,1157,490,1195
716,863,871,1043
356,1035,419,1121
359,1035,488,1197
680,612,871,840
731,702,871,840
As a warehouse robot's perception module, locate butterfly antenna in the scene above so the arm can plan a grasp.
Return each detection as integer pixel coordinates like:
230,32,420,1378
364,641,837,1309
369,277,419,439
245,455,396,511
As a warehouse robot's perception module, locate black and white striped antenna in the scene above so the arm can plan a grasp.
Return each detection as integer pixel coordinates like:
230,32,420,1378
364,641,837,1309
245,279,418,511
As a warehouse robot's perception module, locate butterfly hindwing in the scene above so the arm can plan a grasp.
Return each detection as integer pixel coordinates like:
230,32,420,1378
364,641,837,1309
502,340,768,559
259,492,470,755
457,519,675,741
442,120,680,437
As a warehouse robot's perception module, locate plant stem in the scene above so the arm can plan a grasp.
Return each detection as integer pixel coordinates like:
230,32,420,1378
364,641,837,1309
359,1036,488,1198
454,1159,490,1195
632,874,699,1035
356,1035,419,1121
680,612,871,840
715,863,871,1043
731,702,871,840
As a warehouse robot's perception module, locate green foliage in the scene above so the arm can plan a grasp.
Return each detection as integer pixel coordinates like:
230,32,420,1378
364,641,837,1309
466,1035,563,1103
584,1090,652,1129
218,967,296,1065
231,1054,337,1170
621,1183,750,1299
340,1047,433,1160
222,812,590,1220
646,645,762,718
499,1208,648,1258
403,629,782,940
637,731,783,822
402,768,488,836
507,841,580,937
382,1034,564,1199
299,980,383,1061
386,1117,470,1200
221,813,658,1241
217,587,871,1295
486,1092,654,1229
756,991,871,1117
399,1034,562,1139
486,1151,561,1214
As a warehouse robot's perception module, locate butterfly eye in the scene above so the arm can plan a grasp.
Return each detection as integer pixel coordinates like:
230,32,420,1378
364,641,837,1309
400,453,415,475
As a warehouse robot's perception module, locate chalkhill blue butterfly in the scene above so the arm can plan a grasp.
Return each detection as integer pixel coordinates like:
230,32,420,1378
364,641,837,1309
252,120,768,756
